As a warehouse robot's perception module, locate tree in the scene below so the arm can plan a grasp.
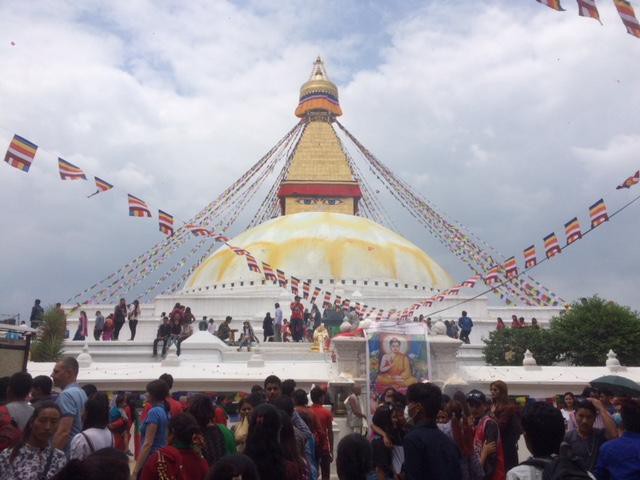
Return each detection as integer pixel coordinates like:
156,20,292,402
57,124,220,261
483,327,557,366
30,306,65,362
549,296,640,366
483,296,640,366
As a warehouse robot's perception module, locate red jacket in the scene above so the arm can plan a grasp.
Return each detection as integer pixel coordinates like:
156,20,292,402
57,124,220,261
141,445,208,480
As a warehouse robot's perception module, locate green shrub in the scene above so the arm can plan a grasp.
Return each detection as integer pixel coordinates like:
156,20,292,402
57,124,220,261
30,306,66,362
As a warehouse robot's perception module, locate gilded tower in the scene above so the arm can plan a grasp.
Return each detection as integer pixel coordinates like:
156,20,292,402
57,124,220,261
277,57,362,215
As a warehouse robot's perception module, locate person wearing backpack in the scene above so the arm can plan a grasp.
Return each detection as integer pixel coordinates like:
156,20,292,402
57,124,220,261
70,393,114,460
507,401,593,480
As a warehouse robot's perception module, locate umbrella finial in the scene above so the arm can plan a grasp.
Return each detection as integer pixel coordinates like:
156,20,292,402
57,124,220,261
606,349,622,370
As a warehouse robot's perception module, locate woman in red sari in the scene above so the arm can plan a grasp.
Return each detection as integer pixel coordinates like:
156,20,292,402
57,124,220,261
141,413,208,480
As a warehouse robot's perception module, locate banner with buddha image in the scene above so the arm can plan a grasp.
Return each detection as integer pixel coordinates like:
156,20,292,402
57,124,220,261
365,322,431,416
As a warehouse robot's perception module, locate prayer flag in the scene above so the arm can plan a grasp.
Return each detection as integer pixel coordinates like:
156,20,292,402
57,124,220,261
4,135,37,172
158,210,174,236
435,294,445,302
323,291,332,309
564,217,582,244
544,232,562,258
88,176,113,197
276,269,287,288
311,287,322,304
616,170,640,189
524,245,537,268
462,275,480,288
536,0,565,10
262,262,277,283
504,257,518,279
290,276,300,296
484,265,500,285
375,309,383,321
334,295,342,306
212,233,230,243
246,254,261,273
128,194,152,218
614,0,640,37
302,281,311,299
58,158,87,180
577,0,601,22
447,285,462,296
186,224,211,237
421,299,433,307
230,246,250,256
342,298,351,308
589,198,609,227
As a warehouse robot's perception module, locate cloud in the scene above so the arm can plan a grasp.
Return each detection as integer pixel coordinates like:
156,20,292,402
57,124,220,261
1,0,639,321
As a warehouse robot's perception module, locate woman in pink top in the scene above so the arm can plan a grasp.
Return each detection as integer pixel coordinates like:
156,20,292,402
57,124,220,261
72,311,88,341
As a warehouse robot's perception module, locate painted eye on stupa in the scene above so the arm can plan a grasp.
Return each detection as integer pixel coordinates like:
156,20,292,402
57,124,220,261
322,198,343,205
296,198,318,205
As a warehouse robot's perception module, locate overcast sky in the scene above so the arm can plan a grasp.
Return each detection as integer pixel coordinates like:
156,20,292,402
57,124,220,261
1,0,639,320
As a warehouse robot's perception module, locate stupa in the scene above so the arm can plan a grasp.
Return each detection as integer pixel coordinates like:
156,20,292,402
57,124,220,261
63,57,564,345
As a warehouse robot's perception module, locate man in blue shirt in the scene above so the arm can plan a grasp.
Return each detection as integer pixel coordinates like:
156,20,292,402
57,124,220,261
595,398,640,480
51,356,87,456
403,382,461,480
457,311,473,344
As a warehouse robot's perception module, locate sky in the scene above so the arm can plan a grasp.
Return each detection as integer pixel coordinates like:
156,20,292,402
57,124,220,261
1,0,640,321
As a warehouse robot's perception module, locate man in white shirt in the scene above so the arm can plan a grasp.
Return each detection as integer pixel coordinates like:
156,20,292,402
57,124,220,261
274,302,283,342
344,385,367,435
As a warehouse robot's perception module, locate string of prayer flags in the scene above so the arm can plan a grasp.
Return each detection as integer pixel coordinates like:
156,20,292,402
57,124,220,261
4,135,37,172
88,176,113,197
564,217,582,244
615,0,640,37
58,158,87,180
504,256,518,279
127,194,152,218
276,269,287,288
262,262,277,283
158,210,174,236
245,254,261,273
589,198,609,227
484,265,500,285
616,170,640,189
524,245,537,268
543,232,562,258
577,0,602,22
537,0,565,11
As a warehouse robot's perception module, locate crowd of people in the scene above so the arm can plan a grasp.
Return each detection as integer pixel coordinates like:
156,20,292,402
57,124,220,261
1,362,639,480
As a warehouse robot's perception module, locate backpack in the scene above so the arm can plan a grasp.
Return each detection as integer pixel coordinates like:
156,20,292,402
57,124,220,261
521,446,592,480
0,406,21,453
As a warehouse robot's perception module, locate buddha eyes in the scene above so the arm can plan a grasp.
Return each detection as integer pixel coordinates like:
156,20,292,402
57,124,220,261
295,198,343,205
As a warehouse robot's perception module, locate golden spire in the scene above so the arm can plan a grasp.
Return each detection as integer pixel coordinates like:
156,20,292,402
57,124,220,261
295,57,343,118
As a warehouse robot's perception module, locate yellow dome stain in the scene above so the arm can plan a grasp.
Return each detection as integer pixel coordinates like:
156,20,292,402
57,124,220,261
184,212,453,290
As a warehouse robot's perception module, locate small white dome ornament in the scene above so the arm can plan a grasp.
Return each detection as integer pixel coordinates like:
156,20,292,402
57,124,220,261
606,349,623,371
77,341,92,368
161,344,180,367
522,349,537,367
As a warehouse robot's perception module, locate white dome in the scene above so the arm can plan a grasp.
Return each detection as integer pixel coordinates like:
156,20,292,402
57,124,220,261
184,212,453,290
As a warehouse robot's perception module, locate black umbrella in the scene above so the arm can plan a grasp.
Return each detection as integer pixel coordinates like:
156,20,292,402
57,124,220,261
590,375,640,397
